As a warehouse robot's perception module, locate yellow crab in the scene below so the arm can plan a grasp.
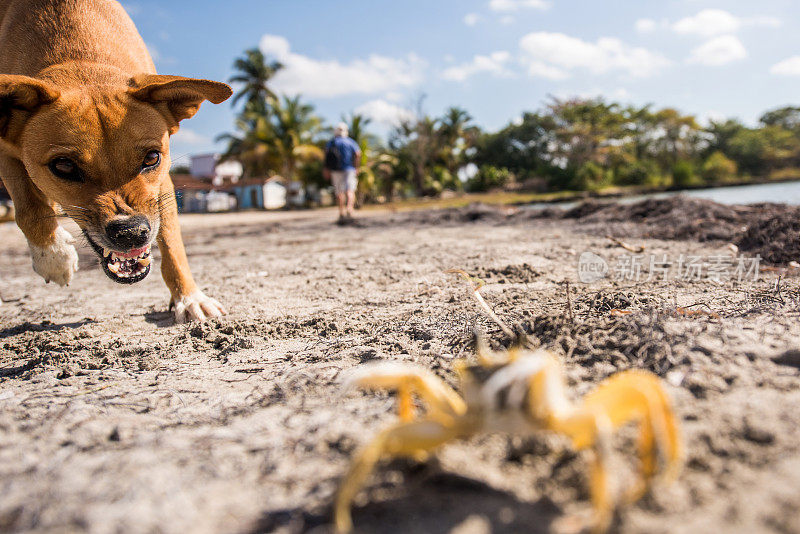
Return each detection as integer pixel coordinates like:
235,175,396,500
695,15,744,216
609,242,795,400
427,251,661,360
334,341,683,533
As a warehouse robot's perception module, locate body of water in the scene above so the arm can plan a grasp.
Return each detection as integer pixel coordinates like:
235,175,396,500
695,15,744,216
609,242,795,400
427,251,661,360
527,180,800,211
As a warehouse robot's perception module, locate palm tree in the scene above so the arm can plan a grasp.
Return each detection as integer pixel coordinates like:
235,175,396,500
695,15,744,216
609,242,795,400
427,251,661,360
266,95,324,183
438,106,473,173
229,48,283,110
219,94,323,184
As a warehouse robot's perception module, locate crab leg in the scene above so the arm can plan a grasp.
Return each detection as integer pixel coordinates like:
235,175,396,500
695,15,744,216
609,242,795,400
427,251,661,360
334,418,463,533
550,370,683,532
343,362,467,420
582,370,683,492
579,371,683,477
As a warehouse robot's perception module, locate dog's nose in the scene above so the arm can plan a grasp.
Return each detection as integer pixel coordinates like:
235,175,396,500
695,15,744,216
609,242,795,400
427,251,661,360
105,216,151,250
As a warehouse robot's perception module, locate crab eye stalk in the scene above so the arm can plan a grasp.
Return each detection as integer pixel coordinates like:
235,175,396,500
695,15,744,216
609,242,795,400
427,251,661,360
48,157,83,182
142,151,161,170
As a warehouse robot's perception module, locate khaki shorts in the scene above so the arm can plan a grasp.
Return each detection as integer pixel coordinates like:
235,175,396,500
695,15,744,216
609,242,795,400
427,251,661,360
331,169,357,194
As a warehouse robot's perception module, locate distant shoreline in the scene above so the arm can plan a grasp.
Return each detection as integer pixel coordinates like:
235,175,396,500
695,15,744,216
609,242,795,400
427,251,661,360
366,175,800,213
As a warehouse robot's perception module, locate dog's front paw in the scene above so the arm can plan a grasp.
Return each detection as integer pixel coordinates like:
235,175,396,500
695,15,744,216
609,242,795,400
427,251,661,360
28,227,79,286
172,290,227,324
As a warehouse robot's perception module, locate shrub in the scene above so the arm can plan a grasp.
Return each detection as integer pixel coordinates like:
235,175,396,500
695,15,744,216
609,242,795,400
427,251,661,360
615,160,661,186
465,165,513,192
572,162,607,191
430,166,460,192
671,161,697,187
701,151,738,183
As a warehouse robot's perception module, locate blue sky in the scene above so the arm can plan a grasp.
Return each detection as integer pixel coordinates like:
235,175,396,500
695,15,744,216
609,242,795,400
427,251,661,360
120,0,800,162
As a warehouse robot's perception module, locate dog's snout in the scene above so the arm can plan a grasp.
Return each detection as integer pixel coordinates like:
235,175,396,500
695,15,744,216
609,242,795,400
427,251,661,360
105,216,151,250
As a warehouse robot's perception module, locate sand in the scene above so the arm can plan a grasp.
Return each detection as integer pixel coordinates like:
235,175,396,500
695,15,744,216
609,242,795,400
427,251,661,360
1,200,799,534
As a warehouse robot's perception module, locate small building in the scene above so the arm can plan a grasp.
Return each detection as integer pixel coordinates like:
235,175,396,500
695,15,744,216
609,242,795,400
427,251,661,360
190,153,244,186
230,177,287,210
286,181,306,207
171,174,237,213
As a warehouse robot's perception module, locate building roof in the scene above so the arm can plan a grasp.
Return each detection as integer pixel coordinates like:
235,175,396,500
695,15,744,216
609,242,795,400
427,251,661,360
231,176,286,188
171,174,223,192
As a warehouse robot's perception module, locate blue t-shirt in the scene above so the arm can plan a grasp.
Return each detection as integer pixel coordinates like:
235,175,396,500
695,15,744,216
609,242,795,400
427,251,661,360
326,136,360,171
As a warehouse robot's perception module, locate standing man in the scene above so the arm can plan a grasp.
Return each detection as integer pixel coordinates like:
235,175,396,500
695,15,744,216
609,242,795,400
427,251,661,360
324,123,361,222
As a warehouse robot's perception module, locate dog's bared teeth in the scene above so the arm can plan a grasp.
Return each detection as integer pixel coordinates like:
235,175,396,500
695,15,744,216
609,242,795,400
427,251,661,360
138,257,151,267
103,247,112,258
111,252,119,263
107,262,120,274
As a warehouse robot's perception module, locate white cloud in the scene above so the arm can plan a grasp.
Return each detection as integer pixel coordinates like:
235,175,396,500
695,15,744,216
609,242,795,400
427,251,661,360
526,60,569,80
384,91,404,103
259,34,425,98
442,51,513,82
463,13,480,26
770,56,800,76
687,35,747,66
673,9,740,37
172,128,211,146
355,99,414,127
519,32,671,79
489,0,550,11
635,18,657,33
611,87,630,100
672,9,781,37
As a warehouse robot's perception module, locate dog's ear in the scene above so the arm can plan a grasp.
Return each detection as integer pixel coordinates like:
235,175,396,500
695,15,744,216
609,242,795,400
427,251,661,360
129,75,232,134
0,75,61,144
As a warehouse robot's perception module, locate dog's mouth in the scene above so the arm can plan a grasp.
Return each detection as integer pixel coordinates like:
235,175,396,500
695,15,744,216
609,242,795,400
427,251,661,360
84,232,152,284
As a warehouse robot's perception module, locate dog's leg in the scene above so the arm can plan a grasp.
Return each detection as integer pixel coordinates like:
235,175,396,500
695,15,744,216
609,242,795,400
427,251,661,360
0,157,78,286
157,177,226,323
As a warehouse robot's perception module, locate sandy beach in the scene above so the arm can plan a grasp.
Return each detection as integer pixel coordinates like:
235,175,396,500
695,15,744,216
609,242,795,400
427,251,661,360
1,199,799,533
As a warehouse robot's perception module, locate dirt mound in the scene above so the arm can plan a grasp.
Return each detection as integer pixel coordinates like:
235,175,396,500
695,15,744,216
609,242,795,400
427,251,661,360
735,208,800,264
561,199,608,219
557,196,800,262
574,196,748,242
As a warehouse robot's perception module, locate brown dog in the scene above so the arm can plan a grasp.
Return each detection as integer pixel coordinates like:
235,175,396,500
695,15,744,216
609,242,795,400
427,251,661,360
0,0,232,322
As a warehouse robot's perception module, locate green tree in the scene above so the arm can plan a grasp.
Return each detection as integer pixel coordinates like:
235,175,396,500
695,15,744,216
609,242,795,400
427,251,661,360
671,160,697,187
649,108,702,173
267,96,324,183
229,48,283,111
438,106,474,174
760,106,800,133
219,95,323,185
547,97,627,169
701,151,738,183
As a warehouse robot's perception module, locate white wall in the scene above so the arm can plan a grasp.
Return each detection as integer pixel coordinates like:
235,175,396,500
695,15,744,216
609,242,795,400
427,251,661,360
190,154,217,179
263,182,287,209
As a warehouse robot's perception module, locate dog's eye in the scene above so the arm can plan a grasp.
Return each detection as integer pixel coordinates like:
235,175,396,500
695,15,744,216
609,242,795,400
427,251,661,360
48,157,83,182
142,151,161,170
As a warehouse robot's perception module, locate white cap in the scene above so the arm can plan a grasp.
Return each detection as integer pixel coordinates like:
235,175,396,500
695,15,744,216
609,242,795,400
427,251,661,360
335,122,349,137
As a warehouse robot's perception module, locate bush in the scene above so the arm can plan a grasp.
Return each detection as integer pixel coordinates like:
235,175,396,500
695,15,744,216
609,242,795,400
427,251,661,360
465,165,513,192
615,160,661,186
701,151,738,183
572,162,608,191
430,166,461,192
671,161,697,187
